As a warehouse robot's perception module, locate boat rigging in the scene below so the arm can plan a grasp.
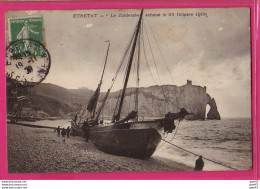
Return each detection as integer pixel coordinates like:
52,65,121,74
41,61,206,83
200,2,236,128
71,9,191,159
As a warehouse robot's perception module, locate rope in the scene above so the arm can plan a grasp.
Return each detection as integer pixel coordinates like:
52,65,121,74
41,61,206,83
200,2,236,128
112,43,132,117
157,120,180,150
161,139,238,171
146,19,174,83
141,22,157,84
143,22,180,111
171,120,180,139
144,23,173,111
143,22,161,83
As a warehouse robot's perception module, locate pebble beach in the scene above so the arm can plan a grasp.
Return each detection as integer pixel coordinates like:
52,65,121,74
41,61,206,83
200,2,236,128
7,123,193,173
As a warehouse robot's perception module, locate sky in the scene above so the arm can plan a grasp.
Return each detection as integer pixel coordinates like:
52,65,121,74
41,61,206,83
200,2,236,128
6,8,251,118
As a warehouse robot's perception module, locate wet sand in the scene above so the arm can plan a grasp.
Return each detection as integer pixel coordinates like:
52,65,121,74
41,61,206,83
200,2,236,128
7,123,193,173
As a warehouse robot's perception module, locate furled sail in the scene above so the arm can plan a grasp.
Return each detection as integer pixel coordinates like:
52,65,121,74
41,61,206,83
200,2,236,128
87,41,110,119
94,88,111,122
87,83,101,116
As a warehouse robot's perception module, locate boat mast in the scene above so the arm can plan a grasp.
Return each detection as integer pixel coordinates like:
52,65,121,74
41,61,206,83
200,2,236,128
93,41,110,118
100,41,110,86
87,41,110,119
135,26,141,121
114,9,143,122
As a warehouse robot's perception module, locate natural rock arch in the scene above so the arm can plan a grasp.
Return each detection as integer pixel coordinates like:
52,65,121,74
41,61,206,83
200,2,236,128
206,94,221,120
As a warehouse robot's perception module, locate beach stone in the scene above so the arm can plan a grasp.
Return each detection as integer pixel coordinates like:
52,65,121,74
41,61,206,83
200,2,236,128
7,124,193,173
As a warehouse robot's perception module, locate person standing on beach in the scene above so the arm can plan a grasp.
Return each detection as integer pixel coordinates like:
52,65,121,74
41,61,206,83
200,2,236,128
83,120,89,142
57,126,61,137
194,155,204,171
66,126,71,138
61,128,66,138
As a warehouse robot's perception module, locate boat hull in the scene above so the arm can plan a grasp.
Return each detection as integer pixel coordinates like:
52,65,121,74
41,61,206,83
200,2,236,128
71,120,164,158
89,127,162,159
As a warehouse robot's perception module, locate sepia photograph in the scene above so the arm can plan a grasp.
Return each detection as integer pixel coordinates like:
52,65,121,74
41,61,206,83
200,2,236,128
5,8,252,173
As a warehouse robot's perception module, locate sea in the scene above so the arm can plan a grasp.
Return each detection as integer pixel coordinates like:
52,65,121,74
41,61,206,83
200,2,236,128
154,118,252,171
18,118,252,171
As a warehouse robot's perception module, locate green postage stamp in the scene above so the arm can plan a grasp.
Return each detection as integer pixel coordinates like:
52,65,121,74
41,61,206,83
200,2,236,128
6,16,50,86
8,16,44,57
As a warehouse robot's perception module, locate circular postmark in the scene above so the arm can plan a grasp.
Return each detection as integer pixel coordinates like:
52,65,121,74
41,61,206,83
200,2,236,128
6,39,51,87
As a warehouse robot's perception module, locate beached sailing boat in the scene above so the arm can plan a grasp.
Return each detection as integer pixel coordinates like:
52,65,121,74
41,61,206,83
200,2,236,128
71,9,190,159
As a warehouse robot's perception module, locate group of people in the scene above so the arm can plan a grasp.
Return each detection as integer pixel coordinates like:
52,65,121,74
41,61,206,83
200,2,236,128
56,126,71,138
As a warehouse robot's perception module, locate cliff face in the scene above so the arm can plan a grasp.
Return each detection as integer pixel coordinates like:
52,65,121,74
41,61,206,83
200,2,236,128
207,98,221,120
8,81,220,120
99,81,221,120
26,84,93,117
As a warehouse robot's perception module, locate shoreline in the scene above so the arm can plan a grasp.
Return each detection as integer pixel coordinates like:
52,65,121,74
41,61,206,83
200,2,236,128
7,123,193,173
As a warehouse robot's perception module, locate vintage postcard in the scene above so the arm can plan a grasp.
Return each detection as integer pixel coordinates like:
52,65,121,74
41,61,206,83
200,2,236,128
5,8,251,173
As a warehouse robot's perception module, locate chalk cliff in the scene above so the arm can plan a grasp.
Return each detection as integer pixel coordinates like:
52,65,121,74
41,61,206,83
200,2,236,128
99,80,221,120
7,81,220,120
207,98,221,120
